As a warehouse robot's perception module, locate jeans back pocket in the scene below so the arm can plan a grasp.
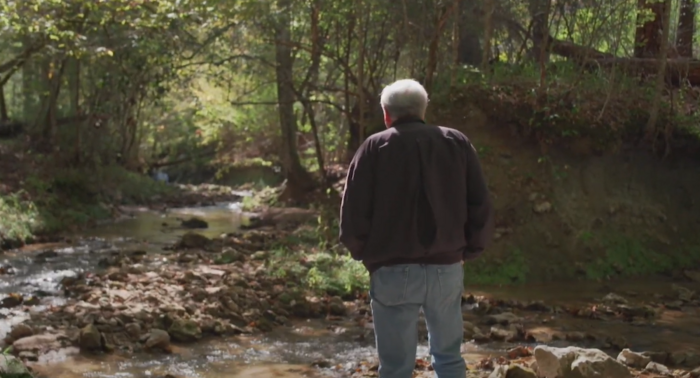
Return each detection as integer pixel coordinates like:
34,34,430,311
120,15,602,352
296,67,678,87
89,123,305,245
370,266,410,306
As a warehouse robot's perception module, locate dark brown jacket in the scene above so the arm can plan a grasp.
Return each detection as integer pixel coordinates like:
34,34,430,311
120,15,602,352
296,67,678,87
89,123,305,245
339,118,495,272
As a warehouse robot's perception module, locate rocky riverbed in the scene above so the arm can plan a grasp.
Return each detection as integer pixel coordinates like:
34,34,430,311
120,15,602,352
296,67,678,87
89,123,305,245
1,193,700,378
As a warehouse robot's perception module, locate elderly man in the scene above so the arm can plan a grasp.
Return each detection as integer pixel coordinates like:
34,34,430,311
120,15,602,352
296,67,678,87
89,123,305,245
339,79,494,378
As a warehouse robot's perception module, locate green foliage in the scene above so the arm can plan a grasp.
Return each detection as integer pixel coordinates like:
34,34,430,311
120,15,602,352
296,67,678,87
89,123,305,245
463,248,529,286
582,234,700,280
267,249,368,298
0,192,39,246
446,63,700,152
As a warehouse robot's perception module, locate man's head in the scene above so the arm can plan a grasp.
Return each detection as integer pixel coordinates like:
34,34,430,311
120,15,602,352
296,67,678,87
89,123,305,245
380,79,429,127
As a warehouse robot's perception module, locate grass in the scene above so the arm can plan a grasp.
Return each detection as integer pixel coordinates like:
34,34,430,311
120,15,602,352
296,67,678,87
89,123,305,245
463,248,530,286
582,233,700,280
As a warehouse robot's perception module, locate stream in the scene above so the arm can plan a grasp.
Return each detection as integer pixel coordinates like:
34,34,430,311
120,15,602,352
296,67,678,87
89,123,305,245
1,201,700,378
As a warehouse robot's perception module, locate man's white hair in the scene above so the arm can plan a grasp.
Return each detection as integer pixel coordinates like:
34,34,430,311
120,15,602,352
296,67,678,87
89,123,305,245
380,79,429,121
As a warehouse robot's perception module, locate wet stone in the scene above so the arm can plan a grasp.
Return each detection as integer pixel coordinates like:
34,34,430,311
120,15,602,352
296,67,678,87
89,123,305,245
181,217,209,229
617,348,651,369
79,324,103,351
9,324,34,341
645,361,670,375
144,329,170,350
167,318,202,342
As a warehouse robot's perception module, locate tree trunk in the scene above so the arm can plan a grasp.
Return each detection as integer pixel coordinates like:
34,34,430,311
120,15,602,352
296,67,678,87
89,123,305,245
274,0,316,201
0,85,8,122
481,0,494,71
676,0,695,58
457,0,483,65
645,0,672,140
529,0,551,65
634,0,665,58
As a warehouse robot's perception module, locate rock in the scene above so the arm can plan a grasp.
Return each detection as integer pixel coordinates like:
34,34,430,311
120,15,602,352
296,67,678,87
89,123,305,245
0,354,30,375
533,201,552,213
9,324,34,341
490,325,519,342
144,329,170,350
485,312,523,325
685,270,700,282
1,293,23,308
125,323,141,339
669,351,700,367
328,296,346,316
641,351,669,365
534,345,632,378
690,367,700,378
12,334,63,354
251,251,268,260
176,232,211,249
672,284,695,302
489,364,537,378
244,207,317,229
645,362,670,375
602,293,628,305
489,365,508,378
18,351,37,362
79,324,103,351
168,318,202,342
604,335,628,350
617,349,651,368
181,217,209,229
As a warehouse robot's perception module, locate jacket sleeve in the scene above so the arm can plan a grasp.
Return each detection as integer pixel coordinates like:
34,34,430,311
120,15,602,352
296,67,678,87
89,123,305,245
463,140,495,260
339,140,375,261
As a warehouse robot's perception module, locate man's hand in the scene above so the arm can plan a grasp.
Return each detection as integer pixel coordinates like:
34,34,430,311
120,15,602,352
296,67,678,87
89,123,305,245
461,261,464,266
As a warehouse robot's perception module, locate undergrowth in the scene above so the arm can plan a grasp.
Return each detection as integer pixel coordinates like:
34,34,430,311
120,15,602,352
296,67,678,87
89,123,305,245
582,233,700,280
437,63,700,153
263,227,368,298
0,163,175,248
463,248,530,286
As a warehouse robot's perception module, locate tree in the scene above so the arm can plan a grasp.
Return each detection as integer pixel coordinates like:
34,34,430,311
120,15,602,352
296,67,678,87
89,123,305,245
274,0,316,201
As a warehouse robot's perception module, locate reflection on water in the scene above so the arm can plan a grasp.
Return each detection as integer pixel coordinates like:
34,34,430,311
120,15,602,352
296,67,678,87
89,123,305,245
29,319,385,378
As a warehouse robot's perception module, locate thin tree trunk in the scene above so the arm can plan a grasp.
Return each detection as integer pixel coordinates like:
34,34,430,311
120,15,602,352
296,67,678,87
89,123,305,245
0,85,8,122
676,0,695,58
481,0,495,71
357,0,367,142
274,0,315,201
645,0,672,142
635,0,666,58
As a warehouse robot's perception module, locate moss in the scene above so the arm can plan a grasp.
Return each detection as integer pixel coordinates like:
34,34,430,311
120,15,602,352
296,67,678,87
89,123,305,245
581,233,700,280
463,248,529,286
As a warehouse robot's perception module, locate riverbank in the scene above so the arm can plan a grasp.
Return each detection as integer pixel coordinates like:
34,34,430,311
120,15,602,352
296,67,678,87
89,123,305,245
1,202,700,377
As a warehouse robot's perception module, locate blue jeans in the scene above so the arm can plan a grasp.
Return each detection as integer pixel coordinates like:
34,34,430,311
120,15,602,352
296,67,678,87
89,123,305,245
370,263,466,378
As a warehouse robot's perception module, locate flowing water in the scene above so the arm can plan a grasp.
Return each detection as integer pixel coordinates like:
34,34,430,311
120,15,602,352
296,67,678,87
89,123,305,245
1,201,700,377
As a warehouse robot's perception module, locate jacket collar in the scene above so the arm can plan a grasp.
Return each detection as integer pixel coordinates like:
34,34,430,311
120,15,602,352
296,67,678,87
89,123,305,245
391,117,426,127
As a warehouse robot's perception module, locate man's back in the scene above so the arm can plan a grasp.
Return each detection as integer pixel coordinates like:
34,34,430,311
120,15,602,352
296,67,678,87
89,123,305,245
340,118,493,272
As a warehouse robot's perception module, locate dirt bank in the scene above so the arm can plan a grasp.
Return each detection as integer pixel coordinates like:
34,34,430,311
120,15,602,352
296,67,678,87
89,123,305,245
429,103,700,284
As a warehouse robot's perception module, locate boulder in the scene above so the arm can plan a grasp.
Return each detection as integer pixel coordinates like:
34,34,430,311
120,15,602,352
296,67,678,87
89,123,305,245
168,318,202,342
181,217,208,229
175,232,211,249
690,367,700,378
144,329,170,350
79,324,103,351
8,324,34,342
617,349,651,369
644,362,670,375
534,346,632,378
485,312,523,325
488,364,538,378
